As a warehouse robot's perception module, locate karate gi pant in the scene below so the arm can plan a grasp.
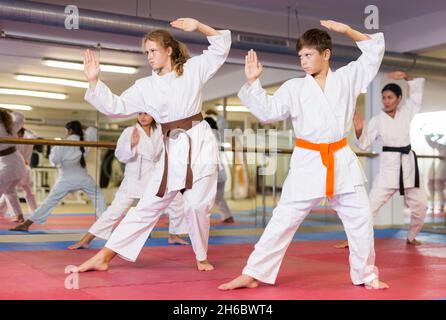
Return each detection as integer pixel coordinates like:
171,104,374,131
29,177,106,224
242,185,378,285
89,190,187,240
215,181,233,220
427,178,445,210
105,173,217,262
0,179,24,218
369,185,427,241
0,166,37,215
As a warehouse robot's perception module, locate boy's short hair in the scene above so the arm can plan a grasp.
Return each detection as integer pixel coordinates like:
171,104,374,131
296,28,332,54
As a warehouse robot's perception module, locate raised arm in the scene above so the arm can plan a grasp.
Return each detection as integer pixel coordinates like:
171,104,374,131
171,18,219,37
114,127,138,164
83,49,145,118
321,20,371,42
388,71,425,118
353,112,378,151
238,50,292,123
321,20,385,96
171,18,231,83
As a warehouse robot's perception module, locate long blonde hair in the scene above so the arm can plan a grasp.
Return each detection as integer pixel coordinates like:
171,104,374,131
142,29,190,77
0,108,13,135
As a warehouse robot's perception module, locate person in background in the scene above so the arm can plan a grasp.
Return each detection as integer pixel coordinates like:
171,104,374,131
0,108,27,223
11,120,107,231
204,116,235,223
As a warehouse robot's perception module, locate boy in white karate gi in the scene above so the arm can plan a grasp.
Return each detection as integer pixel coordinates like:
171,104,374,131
335,72,427,249
219,20,389,290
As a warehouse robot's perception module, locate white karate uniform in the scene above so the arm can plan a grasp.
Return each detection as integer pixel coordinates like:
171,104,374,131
28,134,106,224
84,30,231,262
425,134,446,210
0,128,38,215
88,123,187,240
85,126,98,142
237,33,385,285
356,78,427,241
210,128,233,220
0,111,26,218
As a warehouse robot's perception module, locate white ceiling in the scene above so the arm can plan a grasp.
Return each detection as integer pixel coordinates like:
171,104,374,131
192,0,446,26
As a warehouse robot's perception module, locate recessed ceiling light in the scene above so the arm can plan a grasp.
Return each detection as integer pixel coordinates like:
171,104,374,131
15,74,89,88
43,59,138,74
0,88,67,100
0,104,33,111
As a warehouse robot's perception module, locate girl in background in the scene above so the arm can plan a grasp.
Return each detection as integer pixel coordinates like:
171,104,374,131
11,120,106,231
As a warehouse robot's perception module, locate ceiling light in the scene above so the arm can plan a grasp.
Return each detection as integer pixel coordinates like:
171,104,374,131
0,104,33,111
16,74,89,88
0,88,67,100
43,59,138,74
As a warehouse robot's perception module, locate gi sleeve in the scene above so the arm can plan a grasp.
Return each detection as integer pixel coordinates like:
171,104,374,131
354,117,379,151
114,127,137,164
238,79,292,123
401,78,425,119
187,30,232,84
85,80,145,118
338,33,385,97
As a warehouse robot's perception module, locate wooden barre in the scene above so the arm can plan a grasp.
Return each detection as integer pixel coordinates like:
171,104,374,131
0,137,115,148
0,137,443,159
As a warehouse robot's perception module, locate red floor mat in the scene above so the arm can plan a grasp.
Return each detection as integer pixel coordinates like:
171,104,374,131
0,215,253,231
0,238,445,300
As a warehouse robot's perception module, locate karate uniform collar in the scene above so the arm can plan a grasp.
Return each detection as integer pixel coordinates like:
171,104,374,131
380,107,401,120
304,68,333,94
152,69,175,80
135,122,149,137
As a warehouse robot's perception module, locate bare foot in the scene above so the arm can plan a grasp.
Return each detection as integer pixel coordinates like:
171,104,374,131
365,279,390,290
68,241,90,250
407,238,422,246
197,259,215,271
168,234,190,245
333,240,349,249
222,217,235,223
68,233,95,250
11,214,25,223
70,249,115,273
9,220,32,231
218,274,259,290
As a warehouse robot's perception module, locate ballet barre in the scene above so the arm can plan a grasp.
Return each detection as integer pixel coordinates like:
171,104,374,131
2,137,442,159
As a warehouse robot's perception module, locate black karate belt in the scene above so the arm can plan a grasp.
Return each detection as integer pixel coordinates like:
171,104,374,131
382,144,420,196
0,146,16,157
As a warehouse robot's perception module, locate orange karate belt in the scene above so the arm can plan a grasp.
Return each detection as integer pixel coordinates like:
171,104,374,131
295,137,347,198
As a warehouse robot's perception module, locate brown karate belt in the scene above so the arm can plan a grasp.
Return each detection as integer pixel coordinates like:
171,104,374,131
156,112,203,198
